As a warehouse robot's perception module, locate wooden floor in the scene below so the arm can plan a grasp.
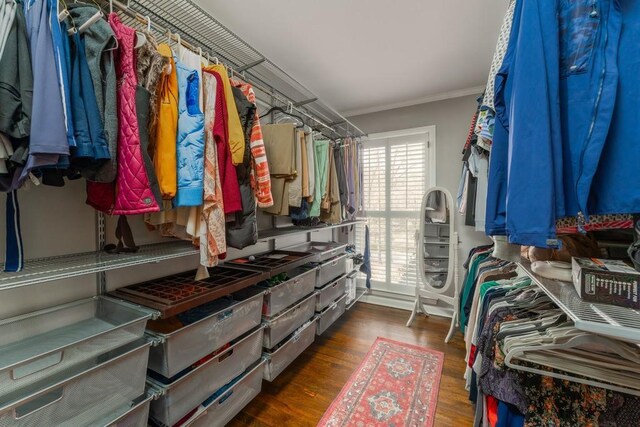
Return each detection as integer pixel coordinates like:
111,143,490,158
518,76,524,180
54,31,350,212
228,302,474,427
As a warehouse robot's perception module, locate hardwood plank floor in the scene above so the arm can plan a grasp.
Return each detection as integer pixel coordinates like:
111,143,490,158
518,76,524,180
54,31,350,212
228,302,474,427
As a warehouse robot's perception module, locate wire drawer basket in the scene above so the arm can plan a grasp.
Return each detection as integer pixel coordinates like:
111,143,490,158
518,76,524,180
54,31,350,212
148,327,264,427
0,297,150,399
0,340,150,427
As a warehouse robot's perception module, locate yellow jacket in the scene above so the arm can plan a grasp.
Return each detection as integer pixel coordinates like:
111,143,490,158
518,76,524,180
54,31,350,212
207,64,244,165
153,44,178,199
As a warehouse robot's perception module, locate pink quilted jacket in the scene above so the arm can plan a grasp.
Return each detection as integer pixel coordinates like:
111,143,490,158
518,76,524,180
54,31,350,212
90,14,159,215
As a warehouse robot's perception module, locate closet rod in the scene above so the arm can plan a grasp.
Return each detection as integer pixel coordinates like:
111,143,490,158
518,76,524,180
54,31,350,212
103,0,363,139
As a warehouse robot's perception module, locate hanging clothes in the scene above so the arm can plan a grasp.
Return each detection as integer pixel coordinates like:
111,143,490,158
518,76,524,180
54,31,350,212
67,3,118,183
305,132,316,203
203,66,241,216
174,59,205,207
230,79,273,208
310,139,330,217
333,142,348,215
68,31,110,173
300,131,310,198
150,43,178,201
106,13,159,215
225,86,257,249
199,69,226,267
210,64,244,165
0,0,31,187
21,0,69,185
288,129,303,208
262,123,297,216
320,143,341,224
0,0,17,60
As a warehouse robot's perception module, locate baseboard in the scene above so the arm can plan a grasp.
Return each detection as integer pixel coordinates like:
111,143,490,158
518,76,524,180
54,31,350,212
359,290,454,319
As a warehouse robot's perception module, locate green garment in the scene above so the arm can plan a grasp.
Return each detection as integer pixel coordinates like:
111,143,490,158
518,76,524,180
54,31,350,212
310,140,330,217
459,252,490,333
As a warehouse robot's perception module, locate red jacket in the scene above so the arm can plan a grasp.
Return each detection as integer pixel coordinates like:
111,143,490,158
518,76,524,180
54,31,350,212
204,68,241,215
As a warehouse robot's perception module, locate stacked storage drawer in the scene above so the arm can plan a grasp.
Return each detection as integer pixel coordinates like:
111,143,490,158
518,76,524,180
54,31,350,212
110,266,270,427
0,297,152,426
227,251,318,382
291,242,350,336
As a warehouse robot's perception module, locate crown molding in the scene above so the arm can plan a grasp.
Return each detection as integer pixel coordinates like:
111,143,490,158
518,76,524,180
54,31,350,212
342,85,485,118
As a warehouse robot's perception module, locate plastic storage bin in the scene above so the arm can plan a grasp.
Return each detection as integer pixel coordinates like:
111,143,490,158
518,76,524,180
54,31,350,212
148,327,264,427
145,289,264,378
425,273,447,289
186,360,265,427
345,271,358,306
263,319,316,382
316,254,348,288
261,267,316,317
424,257,449,273
0,297,150,399
263,294,316,349
0,340,150,427
423,243,449,258
316,294,347,335
315,275,347,312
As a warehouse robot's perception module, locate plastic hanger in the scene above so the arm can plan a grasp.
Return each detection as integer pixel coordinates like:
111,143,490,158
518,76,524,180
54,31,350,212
503,327,640,391
78,8,103,33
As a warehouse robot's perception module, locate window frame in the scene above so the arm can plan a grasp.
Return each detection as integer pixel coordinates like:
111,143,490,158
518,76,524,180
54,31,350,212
361,126,436,295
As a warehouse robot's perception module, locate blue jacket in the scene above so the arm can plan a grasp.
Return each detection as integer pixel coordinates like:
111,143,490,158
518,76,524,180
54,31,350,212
174,60,205,207
487,0,640,248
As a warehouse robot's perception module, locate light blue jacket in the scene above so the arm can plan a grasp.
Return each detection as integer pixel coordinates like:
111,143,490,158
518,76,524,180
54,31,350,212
487,0,640,248
174,60,205,207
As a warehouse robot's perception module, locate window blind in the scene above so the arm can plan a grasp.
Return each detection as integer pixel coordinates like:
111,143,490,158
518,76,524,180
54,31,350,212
357,130,433,294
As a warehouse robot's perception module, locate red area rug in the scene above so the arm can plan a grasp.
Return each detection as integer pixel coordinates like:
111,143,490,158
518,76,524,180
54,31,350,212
318,337,444,427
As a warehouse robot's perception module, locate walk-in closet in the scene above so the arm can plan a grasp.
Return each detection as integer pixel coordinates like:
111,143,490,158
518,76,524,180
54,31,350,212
1,1,639,426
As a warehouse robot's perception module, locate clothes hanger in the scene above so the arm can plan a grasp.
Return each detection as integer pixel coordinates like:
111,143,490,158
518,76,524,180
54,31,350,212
78,7,103,33
259,106,305,125
134,28,147,49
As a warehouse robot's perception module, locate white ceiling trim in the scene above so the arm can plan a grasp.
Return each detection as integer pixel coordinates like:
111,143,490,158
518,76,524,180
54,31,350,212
343,85,486,118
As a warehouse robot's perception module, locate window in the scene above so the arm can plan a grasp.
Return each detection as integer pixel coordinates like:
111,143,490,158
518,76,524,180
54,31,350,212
358,127,436,295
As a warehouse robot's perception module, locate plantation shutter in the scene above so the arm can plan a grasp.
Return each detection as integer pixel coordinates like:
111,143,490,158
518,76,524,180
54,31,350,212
357,128,434,294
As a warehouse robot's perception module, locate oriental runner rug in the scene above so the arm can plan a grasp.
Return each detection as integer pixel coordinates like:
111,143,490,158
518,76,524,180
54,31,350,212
318,337,444,427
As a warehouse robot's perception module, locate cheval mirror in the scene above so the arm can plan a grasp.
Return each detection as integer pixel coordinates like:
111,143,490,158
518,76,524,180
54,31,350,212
406,186,460,343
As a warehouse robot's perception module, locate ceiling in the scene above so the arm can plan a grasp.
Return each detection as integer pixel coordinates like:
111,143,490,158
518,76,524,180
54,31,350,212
193,1,508,117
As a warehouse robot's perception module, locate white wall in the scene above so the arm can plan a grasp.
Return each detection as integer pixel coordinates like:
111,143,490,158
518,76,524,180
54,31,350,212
0,181,334,319
348,94,492,301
